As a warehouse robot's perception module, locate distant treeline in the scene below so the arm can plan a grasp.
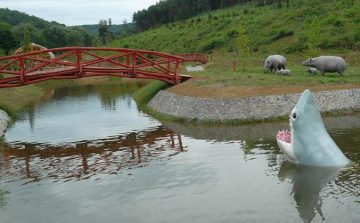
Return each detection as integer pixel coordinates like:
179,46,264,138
133,0,287,31
76,23,135,35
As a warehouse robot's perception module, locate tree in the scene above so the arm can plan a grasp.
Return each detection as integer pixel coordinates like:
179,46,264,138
11,23,37,45
65,30,84,46
71,27,94,46
43,25,68,48
98,19,109,44
236,25,250,72
20,30,31,53
0,30,16,55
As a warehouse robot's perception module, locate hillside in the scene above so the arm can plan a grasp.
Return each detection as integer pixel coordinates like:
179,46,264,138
109,0,359,56
0,8,64,29
0,8,94,55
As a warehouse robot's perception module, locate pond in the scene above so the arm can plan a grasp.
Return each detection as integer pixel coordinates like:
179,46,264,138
0,82,359,223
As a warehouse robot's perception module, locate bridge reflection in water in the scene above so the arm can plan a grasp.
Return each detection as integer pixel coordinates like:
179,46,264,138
2,126,185,184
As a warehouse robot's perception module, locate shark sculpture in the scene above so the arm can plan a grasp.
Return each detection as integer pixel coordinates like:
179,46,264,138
276,90,349,166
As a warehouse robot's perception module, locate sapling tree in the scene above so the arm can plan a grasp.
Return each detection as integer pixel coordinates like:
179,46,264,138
20,30,31,53
236,25,250,72
307,16,322,57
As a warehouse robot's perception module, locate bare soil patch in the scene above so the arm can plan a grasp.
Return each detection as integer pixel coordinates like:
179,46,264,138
168,76,360,98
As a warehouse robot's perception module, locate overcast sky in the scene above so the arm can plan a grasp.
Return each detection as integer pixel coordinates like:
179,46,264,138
1,0,159,26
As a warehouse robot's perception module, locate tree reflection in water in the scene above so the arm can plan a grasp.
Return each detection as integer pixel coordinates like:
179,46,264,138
2,126,185,184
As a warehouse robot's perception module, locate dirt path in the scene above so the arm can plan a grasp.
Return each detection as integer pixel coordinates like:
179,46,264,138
168,76,360,98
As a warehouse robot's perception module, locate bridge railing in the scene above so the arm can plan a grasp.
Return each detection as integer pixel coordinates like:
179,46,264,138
178,53,208,64
0,47,190,87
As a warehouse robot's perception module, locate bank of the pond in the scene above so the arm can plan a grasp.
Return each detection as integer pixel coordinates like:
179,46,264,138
147,88,360,123
0,109,10,136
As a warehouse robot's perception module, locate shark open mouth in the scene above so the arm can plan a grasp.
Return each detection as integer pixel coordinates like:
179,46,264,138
277,130,291,144
275,89,349,166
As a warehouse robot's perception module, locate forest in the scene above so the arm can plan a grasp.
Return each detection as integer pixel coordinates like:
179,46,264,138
132,0,290,31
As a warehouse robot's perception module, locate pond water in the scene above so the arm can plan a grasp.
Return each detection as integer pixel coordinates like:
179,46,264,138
0,83,359,223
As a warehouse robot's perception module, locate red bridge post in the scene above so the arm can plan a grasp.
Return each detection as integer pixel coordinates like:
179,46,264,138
174,60,180,84
132,52,136,77
76,49,82,77
19,56,24,84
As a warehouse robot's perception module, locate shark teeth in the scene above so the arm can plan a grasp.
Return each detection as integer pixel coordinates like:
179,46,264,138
276,129,291,143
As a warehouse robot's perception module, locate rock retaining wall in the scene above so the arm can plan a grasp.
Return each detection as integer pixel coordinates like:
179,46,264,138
148,89,360,121
0,109,10,136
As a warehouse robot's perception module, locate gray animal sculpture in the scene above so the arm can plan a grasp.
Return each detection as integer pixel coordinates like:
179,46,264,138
264,55,286,72
306,67,318,74
275,69,291,76
276,90,349,166
302,56,346,76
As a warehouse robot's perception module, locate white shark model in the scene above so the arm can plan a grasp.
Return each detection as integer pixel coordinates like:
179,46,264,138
276,90,349,166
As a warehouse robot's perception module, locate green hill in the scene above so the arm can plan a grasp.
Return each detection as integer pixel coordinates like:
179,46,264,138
0,8,94,55
0,8,64,29
109,0,359,56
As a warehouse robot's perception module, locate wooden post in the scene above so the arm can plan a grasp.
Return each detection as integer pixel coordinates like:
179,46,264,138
77,49,82,77
167,61,171,75
174,59,179,84
19,56,24,84
132,52,136,77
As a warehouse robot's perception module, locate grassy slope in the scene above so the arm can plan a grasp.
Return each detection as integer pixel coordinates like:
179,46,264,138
107,0,360,88
0,85,44,117
110,0,359,56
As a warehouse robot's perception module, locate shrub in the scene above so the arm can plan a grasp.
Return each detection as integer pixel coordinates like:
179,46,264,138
333,18,345,27
202,38,225,51
227,29,239,38
354,30,360,41
270,29,294,42
285,34,309,53
223,18,233,24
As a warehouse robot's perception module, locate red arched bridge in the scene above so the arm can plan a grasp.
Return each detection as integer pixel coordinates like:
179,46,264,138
0,47,205,88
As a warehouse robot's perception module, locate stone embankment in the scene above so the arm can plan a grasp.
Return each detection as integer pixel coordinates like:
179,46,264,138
148,88,360,121
0,109,10,136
